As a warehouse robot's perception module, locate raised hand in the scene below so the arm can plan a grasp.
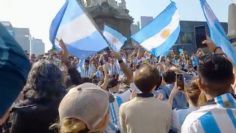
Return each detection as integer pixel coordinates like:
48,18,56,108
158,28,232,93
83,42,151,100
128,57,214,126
103,63,109,76
58,39,67,50
57,39,69,66
168,83,181,105
202,36,216,52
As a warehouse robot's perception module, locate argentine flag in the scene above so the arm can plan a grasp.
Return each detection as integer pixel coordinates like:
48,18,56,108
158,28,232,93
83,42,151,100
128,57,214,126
103,25,127,52
49,0,108,59
131,2,180,57
200,0,236,64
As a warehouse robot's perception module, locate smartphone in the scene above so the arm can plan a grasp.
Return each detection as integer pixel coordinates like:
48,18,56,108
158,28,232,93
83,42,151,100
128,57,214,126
195,26,208,48
176,74,184,90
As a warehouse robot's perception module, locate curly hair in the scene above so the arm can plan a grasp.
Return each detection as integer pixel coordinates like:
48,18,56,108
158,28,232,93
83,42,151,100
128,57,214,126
51,115,109,133
23,59,66,100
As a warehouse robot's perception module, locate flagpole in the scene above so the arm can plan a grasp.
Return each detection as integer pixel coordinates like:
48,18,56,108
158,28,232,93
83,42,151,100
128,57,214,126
76,0,114,52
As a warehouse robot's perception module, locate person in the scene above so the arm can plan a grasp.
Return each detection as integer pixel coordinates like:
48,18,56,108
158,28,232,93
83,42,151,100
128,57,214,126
94,66,104,81
190,53,199,70
108,58,120,76
157,70,188,109
169,79,206,133
99,57,130,133
77,59,96,78
233,67,236,94
30,54,37,64
196,49,205,60
8,60,66,133
56,83,109,133
56,39,83,89
105,75,123,133
0,23,30,118
119,63,171,133
66,64,83,88
181,54,236,133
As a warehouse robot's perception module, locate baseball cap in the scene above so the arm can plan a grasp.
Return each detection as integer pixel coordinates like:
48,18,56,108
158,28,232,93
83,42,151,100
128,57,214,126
59,83,109,131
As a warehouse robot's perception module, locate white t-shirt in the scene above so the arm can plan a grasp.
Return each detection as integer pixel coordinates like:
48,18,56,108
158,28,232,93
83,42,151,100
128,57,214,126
172,107,198,133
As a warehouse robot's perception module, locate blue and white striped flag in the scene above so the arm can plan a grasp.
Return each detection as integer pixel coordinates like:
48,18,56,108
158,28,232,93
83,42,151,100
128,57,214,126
103,25,127,52
131,2,180,57
200,0,236,64
49,0,108,59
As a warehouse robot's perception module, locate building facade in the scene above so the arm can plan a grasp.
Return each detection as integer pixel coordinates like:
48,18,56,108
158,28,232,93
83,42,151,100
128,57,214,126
173,21,228,53
130,22,140,34
31,38,45,56
13,27,31,52
1,21,45,55
1,21,31,52
140,16,154,28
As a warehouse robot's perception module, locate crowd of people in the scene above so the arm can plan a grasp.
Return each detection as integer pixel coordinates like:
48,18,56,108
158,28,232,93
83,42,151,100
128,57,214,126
0,36,236,133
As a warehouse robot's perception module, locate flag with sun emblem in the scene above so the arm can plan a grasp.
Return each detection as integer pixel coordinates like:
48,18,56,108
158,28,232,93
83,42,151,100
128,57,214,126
131,1,180,57
103,25,127,52
49,0,108,59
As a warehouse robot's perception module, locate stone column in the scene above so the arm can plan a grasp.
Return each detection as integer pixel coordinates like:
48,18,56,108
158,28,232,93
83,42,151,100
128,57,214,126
228,3,236,46
87,0,100,7
120,0,126,9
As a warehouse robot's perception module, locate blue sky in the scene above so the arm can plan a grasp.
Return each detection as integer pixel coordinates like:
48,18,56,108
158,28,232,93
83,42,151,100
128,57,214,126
127,0,234,23
0,0,235,51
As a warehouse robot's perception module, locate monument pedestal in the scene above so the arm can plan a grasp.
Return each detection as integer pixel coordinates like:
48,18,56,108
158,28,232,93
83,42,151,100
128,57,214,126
78,0,134,49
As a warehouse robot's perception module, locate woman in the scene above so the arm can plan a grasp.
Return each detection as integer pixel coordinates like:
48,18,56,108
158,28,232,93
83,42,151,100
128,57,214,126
9,60,66,133
56,83,109,133
168,79,206,133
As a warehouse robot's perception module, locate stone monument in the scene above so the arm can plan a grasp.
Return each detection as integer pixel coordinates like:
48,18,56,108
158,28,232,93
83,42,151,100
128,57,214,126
78,0,134,48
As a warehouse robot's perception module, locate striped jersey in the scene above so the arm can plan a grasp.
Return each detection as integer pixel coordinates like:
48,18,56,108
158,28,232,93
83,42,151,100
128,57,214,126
105,95,123,133
181,93,236,133
108,63,120,75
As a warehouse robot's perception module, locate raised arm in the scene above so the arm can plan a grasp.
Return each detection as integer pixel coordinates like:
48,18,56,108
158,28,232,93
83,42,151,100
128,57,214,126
168,83,180,106
113,52,133,83
202,37,224,54
58,39,69,66
100,63,110,90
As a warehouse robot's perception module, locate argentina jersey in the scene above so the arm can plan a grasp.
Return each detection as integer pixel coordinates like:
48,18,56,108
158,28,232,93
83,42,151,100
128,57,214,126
105,95,123,133
181,93,236,133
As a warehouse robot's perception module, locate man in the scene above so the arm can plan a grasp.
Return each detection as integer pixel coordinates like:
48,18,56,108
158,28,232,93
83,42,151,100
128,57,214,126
119,64,171,133
157,70,188,109
77,59,95,78
181,54,236,133
104,53,132,133
108,58,120,76
8,60,66,133
191,53,199,70
105,77,123,133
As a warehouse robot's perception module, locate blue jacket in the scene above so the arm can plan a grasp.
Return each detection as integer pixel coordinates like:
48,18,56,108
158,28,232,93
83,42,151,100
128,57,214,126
0,23,30,116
